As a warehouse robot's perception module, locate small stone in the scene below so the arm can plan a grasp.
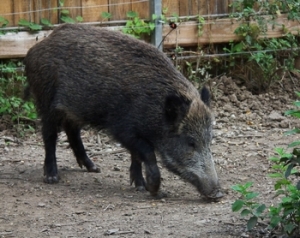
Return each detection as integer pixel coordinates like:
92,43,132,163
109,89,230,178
269,111,284,121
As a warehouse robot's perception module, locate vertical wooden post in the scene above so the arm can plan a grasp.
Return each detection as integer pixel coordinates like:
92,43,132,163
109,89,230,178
150,0,162,50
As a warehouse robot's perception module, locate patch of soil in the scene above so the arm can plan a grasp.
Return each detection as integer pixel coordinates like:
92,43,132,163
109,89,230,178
1,76,300,237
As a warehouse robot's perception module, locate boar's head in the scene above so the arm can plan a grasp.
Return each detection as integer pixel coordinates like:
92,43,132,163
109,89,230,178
158,87,223,199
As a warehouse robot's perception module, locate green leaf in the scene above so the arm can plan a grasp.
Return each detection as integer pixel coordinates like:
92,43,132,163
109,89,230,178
61,9,70,15
288,141,300,148
285,164,294,178
18,19,31,26
293,101,300,107
29,23,42,31
101,12,112,19
40,18,53,27
275,189,285,196
126,11,138,18
295,92,300,98
285,110,300,118
247,216,258,231
241,209,252,217
76,16,83,22
255,204,266,215
59,0,65,7
0,16,9,27
269,215,281,228
232,200,244,212
60,16,75,23
149,22,155,31
245,192,259,200
285,128,300,135
268,173,283,178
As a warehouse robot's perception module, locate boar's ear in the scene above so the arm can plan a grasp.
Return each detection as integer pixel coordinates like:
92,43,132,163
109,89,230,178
165,94,191,127
200,86,210,107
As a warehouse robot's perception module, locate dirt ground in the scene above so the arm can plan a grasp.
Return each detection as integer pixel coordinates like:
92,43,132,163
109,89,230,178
1,76,300,238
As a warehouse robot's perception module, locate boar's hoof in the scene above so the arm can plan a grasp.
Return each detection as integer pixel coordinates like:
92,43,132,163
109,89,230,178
135,186,147,192
44,175,59,184
87,165,100,173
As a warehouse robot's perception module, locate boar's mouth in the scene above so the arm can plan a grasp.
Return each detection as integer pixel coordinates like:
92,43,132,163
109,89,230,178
181,171,224,201
204,189,224,201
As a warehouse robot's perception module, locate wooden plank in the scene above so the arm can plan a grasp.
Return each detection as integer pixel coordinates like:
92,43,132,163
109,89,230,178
63,0,82,22
162,0,179,17
199,0,208,15
0,15,299,58
0,30,51,58
82,0,109,22
37,0,58,25
132,0,149,19
13,0,34,25
0,0,14,27
109,0,131,21
163,15,300,47
179,0,188,16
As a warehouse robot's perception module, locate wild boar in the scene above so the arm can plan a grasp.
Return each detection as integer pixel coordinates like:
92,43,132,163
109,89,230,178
24,24,223,199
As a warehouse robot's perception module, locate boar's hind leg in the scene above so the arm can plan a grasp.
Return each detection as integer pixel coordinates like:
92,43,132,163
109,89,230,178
130,152,147,191
42,118,59,183
64,121,100,173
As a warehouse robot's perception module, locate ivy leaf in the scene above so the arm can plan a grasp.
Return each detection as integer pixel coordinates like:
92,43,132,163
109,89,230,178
29,23,42,31
18,19,31,27
60,16,75,24
41,18,53,27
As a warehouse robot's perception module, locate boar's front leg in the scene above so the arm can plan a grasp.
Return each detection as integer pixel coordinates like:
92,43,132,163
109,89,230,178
128,140,161,196
63,120,100,173
130,152,147,191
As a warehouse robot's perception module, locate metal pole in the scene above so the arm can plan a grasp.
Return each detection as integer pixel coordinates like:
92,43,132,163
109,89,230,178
150,0,163,50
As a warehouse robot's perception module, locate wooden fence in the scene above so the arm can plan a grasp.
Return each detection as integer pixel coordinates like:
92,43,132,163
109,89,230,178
0,0,300,59
1,0,233,26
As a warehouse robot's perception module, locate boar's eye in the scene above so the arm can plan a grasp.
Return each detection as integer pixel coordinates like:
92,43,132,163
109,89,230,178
187,138,196,149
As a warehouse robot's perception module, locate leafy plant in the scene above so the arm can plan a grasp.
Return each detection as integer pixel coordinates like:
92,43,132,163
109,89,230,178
101,12,112,20
122,11,155,38
225,0,300,93
0,16,9,27
231,182,266,231
232,93,300,236
0,61,37,124
40,18,53,28
58,0,83,24
18,19,42,31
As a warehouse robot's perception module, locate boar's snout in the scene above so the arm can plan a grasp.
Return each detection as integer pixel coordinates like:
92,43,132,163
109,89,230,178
206,188,224,200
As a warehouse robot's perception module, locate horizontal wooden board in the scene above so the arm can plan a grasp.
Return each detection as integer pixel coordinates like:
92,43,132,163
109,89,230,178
0,15,299,58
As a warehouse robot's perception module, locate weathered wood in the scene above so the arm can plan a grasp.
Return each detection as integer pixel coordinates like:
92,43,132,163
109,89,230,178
132,0,149,19
63,0,82,23
109,0,131,21
163,15,300,48
12,0,32,25
1,0,13,27
35,0,58,25
162,0,179,17
82,0,109,22
0,15,299,58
